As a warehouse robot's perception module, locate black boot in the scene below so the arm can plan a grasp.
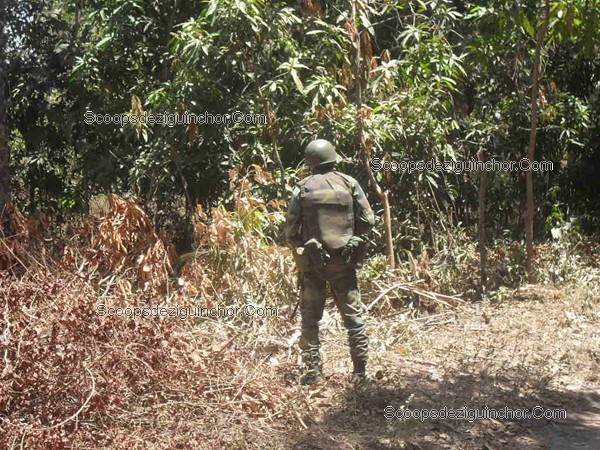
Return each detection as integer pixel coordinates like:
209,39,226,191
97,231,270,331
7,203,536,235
300,351,323,385
349,359,368,385
352,359,366,375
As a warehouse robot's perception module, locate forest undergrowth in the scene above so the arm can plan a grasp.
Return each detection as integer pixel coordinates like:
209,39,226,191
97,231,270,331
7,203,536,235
1,172,599,449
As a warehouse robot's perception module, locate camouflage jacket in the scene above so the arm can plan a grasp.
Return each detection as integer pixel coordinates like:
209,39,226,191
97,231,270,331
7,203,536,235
284,170,375,250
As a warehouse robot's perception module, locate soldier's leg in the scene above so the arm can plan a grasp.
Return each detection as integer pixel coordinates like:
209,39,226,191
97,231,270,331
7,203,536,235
299,270,327,383
329,266,368,374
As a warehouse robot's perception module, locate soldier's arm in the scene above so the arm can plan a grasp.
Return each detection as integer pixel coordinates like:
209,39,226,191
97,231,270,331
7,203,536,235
284,186,303,248
352,180,375,237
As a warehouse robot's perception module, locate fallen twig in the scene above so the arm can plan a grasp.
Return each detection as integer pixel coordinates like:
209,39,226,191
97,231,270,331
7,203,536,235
367,280,465,312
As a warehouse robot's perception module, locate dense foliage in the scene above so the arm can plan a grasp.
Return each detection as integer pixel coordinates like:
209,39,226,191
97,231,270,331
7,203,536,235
1,3,600,448
2,0,599,257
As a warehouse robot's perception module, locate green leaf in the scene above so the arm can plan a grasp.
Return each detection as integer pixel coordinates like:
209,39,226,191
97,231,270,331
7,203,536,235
425,174,438,188
522,14,535,38
290,68,305,94
96,35,112,49
359,11,375,36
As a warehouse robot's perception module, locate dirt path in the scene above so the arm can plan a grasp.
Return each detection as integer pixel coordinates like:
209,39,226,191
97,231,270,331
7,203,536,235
285,285,600,449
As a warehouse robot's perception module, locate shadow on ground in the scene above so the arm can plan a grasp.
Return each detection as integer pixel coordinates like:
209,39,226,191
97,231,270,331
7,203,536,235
288,364,600,450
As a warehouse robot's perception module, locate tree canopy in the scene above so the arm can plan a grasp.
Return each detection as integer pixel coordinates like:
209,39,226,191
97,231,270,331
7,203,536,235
1,0,599,256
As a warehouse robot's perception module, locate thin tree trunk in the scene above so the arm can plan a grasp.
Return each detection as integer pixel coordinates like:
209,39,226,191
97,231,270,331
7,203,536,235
352,0,395,269
477,148,488,294
0,67,11,230
526,0,550,281
170,142,194,216
261,94,286,194
381,191,394,268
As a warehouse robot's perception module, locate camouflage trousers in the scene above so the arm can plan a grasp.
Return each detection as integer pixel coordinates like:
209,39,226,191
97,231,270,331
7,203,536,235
299,263,368,370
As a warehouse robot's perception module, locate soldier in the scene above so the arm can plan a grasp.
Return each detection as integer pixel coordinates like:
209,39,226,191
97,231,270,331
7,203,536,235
285,139,375,385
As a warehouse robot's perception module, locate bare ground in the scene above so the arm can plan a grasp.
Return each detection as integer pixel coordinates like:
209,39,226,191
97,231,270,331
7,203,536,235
3,281,599,449
283,284,600,450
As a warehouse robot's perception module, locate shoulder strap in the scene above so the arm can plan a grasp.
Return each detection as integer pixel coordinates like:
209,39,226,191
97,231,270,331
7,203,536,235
298,175,313,198
331,171,354,191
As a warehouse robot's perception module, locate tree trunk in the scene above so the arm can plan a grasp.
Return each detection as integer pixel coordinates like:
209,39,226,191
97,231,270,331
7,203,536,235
526,0,550,281
0,67,11,230
261,94,286,194
477,148,488,294
352,0,395,269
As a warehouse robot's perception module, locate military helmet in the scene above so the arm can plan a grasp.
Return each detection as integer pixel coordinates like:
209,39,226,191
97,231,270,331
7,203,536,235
304,139,342,168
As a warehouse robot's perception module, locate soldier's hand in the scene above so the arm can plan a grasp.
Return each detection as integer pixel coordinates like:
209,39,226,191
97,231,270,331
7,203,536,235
341,245,352,263
342,236,364,264
341,238,356,263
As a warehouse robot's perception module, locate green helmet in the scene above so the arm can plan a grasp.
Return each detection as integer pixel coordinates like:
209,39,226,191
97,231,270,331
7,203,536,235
304,139,342,168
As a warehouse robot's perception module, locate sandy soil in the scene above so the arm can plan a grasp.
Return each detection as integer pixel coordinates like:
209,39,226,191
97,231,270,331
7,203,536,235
284,284,600,450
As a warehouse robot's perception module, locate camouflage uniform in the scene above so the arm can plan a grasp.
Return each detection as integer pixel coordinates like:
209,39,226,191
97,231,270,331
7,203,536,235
285,161,375,382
